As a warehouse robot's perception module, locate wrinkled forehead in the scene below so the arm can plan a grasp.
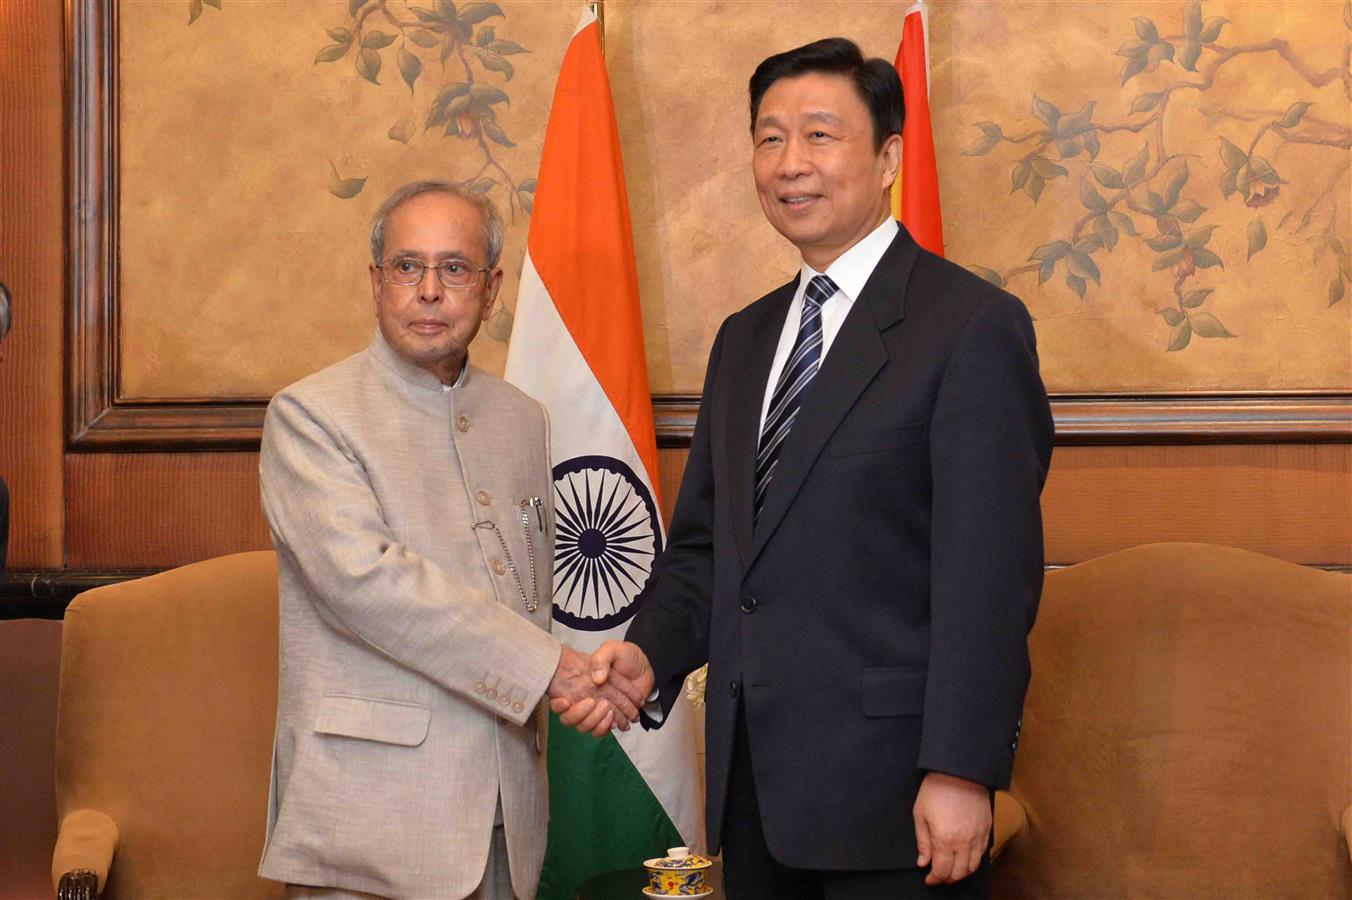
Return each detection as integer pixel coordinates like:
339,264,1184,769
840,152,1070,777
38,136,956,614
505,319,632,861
384,192,488,257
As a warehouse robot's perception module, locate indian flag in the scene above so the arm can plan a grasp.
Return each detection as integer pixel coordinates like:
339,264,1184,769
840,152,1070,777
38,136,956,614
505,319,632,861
891,0,946,257
504,7,704,898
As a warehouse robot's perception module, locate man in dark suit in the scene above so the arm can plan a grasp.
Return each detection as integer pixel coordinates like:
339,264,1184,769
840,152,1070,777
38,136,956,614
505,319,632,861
562,38,1053,898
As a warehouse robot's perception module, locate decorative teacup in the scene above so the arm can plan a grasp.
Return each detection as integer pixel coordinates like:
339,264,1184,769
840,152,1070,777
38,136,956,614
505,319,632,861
641,846,713,897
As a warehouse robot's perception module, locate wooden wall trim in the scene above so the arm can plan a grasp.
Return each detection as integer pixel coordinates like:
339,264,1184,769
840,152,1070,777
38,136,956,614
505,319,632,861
65,0,1351,451
61,393,1352,453
66,0,115,450
7,561,1347,621
1040,394,1350,445
658,394,1352,447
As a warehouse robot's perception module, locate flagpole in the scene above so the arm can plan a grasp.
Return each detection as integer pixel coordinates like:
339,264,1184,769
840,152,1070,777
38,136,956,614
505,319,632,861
588,0,605,54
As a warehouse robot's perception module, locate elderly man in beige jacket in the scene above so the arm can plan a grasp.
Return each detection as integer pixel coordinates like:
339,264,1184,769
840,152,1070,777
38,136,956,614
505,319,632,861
257,182,639,900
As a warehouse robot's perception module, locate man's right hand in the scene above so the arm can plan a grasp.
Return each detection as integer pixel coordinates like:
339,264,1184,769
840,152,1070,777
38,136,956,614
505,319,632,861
546,645,640,737
588,640,656,711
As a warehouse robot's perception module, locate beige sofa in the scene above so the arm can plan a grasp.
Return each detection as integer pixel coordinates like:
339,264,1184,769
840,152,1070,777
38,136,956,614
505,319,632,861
992,543,1351,898
49,544,1351,897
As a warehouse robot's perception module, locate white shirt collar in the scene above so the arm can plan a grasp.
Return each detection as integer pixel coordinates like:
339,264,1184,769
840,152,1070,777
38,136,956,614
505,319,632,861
442,358,469,392
798,217,899,303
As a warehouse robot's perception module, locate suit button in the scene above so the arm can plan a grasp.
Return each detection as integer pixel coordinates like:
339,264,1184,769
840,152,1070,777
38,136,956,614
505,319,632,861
476,490,491,506
457,415,470,433
729,680,740,699
513,701,524,713
486,688,498,700
474,682,486,694
492,559,507,575
499,695,511,707
740,595,758,614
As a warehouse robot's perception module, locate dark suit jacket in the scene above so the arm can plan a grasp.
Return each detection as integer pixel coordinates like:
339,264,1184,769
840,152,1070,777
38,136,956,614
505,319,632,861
626,224,1054,870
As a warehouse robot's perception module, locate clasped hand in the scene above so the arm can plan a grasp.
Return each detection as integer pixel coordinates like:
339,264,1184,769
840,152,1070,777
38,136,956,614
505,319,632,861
546,641,655,737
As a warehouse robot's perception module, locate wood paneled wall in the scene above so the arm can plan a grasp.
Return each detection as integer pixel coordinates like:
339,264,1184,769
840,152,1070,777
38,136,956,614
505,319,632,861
64,453,269,569
1,0,65,570
23,444,1352,575
1043,444,1351,564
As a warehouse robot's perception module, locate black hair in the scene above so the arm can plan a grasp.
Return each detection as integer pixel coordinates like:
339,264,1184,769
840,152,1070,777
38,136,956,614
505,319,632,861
749,37,904,151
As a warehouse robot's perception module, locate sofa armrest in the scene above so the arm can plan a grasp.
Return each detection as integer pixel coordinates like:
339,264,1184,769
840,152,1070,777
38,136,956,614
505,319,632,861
52,808,119,899
991,789,1027,860
1342,804,1351,864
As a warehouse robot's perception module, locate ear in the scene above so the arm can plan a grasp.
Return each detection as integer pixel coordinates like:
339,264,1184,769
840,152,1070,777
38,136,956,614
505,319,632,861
482,267,503,321
368,264,383,316
880,132,902,191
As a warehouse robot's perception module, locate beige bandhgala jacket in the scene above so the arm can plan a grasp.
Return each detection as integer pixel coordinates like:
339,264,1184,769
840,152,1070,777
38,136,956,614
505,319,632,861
257,330,561,899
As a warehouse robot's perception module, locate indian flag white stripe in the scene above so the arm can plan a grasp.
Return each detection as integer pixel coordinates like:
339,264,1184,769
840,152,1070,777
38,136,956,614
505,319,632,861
507,250,703,850
508,255,648,487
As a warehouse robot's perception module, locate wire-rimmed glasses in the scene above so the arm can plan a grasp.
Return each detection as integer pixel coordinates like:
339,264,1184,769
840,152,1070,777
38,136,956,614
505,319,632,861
377,257,491,288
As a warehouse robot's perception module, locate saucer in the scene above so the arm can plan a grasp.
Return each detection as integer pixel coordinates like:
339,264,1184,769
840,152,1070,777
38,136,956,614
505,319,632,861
642,889,712,899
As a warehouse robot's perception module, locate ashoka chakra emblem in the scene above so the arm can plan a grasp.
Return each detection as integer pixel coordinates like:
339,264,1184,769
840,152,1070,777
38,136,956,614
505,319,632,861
551,455,663,631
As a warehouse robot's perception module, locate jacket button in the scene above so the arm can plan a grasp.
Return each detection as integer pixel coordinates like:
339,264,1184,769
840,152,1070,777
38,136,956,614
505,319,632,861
457,415,470,433
729,680,740,699
499,695,511,707
474,682,485,694
492,559,507,576
740,595,758,613
513,701,524,713
486,688,497,700
476,489,491,506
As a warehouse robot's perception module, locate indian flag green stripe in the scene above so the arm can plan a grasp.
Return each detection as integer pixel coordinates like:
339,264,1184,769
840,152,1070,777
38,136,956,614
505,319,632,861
536,715,685,899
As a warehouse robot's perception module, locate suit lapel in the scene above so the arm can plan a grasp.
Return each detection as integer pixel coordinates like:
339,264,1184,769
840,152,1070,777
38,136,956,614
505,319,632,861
747,227,921,567
723,277,798,567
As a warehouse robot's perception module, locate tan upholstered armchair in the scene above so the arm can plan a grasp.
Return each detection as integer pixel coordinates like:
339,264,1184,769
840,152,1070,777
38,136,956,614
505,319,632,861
989,543,1352,898
51,552,283,899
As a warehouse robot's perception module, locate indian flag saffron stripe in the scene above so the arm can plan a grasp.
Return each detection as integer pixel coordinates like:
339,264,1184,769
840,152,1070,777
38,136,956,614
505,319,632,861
891,0,946,257
504,7,704,898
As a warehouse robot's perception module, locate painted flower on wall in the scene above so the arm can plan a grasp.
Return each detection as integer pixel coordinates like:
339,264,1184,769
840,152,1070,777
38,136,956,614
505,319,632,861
312,0,537,220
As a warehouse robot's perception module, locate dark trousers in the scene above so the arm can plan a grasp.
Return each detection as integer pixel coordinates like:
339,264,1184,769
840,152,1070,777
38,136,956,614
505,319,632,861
721,706,990,900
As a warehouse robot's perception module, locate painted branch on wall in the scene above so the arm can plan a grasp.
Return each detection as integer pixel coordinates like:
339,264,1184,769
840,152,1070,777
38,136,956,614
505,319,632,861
960,0,1351,352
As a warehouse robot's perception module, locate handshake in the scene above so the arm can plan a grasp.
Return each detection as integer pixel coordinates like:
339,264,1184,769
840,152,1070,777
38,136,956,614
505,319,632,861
545,640,656,737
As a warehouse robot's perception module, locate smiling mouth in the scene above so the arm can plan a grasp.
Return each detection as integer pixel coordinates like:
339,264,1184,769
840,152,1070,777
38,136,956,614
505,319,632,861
780,194,821,210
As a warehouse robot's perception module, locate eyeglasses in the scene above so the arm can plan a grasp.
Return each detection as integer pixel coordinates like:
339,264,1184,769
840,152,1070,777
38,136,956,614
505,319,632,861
377,257,491,288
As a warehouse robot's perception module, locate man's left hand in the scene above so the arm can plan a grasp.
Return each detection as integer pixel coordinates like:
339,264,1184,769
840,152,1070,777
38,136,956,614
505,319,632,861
912,771,991,885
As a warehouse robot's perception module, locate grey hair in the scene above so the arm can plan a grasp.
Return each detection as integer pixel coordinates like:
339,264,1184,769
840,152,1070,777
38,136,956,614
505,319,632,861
369,180,505,268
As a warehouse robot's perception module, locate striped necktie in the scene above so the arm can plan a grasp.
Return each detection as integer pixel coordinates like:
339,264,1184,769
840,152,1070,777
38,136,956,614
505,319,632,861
754,274,838,522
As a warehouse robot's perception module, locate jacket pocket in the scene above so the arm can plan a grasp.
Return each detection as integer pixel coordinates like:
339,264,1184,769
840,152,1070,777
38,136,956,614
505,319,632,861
313,694,431,746
861,667,927,718
824,422,925,459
